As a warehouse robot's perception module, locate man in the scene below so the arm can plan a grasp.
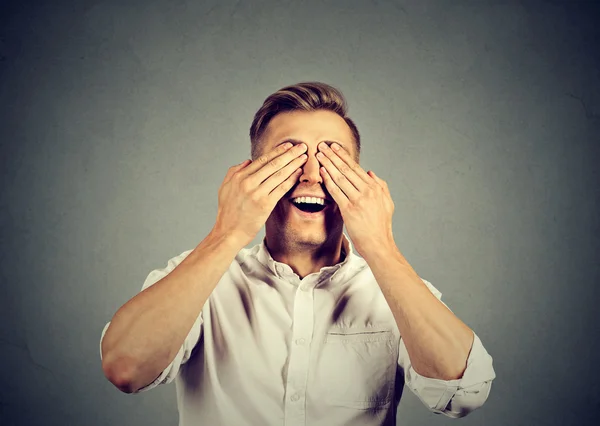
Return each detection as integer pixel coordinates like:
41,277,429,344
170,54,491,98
100,82,496,425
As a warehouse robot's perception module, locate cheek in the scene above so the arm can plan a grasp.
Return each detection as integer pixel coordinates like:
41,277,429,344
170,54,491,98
277,200,294,216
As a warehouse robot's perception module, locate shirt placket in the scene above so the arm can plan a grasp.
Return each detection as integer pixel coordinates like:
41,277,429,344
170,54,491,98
283,279,315,426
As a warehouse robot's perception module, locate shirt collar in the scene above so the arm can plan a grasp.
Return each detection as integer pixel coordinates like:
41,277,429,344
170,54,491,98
254,233,359,285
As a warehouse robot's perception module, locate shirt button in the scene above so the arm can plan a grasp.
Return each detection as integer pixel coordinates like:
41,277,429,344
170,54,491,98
296,338,306,345
276,265,284,275
290,394,300,402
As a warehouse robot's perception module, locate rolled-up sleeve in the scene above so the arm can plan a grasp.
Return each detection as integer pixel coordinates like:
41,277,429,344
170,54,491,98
398,279,496,418
99,249,204,393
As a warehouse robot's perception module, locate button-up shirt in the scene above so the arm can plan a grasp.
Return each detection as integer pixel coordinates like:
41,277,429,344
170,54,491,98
100,234,496,425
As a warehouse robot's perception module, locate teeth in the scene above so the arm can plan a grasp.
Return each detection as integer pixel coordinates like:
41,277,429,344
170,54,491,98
292,196,326,205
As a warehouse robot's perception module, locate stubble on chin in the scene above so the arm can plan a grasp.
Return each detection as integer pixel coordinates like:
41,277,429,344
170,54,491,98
267,200,344,248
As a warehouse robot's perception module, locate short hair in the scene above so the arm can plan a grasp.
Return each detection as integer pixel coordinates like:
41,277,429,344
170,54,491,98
249,82,361,160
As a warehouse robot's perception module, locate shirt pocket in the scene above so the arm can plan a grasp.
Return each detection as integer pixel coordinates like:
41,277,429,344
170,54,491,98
315,327,395,409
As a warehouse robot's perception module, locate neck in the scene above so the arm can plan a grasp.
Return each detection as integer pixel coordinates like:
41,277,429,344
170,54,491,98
264,233,346,279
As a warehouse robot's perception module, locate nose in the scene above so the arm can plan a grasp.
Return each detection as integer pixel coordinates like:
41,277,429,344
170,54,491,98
298,149,323,184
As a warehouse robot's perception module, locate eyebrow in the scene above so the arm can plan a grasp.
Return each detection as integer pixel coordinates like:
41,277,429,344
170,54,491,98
277,138,348,151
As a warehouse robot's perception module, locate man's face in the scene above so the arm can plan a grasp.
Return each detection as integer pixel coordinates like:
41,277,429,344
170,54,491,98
260,109,358,251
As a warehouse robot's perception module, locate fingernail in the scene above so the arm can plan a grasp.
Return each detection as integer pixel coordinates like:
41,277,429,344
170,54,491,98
332,143,340,151
284,142,293,149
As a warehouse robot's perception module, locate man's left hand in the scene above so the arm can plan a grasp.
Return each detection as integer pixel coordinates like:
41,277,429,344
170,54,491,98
317,142,396,257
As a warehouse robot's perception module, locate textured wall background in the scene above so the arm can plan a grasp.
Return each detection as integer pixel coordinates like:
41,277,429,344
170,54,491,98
1,0,598,425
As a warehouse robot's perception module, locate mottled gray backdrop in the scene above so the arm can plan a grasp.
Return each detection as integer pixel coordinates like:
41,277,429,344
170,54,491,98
1,0,598,425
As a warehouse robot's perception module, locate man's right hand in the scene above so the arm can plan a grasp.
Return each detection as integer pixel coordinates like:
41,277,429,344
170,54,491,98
212,142,308,246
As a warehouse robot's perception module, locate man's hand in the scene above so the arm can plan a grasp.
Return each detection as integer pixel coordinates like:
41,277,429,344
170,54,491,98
213,142,308,246
316,142,396,257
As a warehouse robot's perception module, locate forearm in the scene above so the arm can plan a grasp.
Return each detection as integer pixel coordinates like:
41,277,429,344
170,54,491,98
101,229,244,392
362,244,474,381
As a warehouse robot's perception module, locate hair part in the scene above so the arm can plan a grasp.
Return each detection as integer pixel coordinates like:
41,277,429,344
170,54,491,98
249,82,361,161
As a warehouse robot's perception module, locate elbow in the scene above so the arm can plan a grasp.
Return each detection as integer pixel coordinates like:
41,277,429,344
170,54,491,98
441,399,484,419
442,381,493,418
102,353,139,394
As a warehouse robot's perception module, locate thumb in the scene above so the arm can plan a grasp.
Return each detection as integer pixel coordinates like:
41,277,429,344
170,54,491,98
224,159,251,184
231,159,251,172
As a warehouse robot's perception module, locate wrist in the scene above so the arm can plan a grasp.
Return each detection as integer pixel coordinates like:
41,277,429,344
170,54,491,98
208,227,249,250
358,238,397,262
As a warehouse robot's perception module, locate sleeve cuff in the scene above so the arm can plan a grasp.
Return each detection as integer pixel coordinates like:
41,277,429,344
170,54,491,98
404,330,496,414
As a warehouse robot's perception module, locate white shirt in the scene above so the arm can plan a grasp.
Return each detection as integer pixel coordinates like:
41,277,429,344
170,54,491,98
100,234,496,425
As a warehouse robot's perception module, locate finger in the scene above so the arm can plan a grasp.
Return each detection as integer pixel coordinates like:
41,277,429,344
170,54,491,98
251,142,308,185
319,142,371,188
223,159,251,185
260,153,307,197
368,170,391,195
268,166,304,203
242,142,296,177
243,144,291,176
317,151,360,201
320,166,349,210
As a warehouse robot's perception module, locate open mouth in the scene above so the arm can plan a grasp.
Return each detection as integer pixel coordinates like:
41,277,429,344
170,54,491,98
289,199,328,214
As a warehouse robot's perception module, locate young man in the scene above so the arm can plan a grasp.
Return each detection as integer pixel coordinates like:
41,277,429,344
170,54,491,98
100,82,496,425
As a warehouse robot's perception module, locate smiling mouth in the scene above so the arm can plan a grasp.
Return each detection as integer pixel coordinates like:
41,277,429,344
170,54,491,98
288,199,328,213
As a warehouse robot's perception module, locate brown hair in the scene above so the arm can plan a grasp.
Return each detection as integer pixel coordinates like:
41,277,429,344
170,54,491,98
249,82,361,161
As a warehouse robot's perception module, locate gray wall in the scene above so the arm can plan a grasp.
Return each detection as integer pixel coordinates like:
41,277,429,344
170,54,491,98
1,0,598,425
